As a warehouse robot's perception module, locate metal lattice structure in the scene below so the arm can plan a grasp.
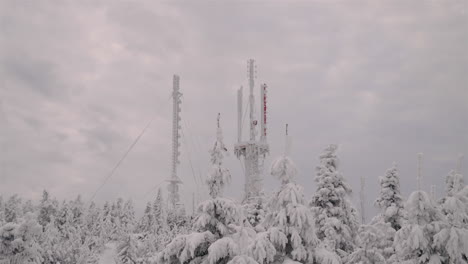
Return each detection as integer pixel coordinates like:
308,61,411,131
167,75,183,212
234,59,269,203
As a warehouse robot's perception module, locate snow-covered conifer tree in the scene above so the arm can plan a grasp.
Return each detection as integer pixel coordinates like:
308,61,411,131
249,131,319,264
4,194,22,223
121,199,136,235
153,188,167,233
41,215,62,264
347,224,386,264
393,191,445,263
139,202,154,234
0,213,43,263
432,170,468,263
158,115,248,264
373,163,405,231
38,190,57,228
117,234,141,264
22,199,34,215
309,144,358,257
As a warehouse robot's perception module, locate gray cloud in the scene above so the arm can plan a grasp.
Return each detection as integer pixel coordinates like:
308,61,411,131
0,0,466,217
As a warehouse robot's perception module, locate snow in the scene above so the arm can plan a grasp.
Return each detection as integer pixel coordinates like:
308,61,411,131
0,145,466,263
99,242,118,264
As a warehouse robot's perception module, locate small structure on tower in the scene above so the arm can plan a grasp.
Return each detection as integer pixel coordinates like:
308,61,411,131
167,75,185,216
234,59,270,203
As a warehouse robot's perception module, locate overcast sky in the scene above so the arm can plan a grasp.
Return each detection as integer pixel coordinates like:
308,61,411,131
1,0,467,217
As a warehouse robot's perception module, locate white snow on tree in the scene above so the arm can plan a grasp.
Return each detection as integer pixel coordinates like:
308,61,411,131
0,213,43,264
157,115,250,264
310,144,359,257
4,194,22,223
243,194,267,229
153,188,167,233
206,113,231,199
393,191,445,264
432,170,468,263
249,134,319,264
117,233,141,264
373,163,405,231
347,224,386,264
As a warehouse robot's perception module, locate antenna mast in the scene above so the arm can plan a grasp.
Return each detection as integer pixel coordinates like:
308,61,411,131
360,176,366,224
417,153,423,191
235,59,270,203
167,75,183,213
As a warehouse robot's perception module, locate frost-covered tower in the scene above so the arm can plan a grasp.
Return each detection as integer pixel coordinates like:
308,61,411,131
167,75,184,213
234,59,269,203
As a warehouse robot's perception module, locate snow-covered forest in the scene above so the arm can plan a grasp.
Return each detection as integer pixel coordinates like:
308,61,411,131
1,122,467,264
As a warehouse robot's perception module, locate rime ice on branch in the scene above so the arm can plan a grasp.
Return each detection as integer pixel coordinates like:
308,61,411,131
157,115,252,264
309,144,358,258
248,127,319,264
373,163,405,231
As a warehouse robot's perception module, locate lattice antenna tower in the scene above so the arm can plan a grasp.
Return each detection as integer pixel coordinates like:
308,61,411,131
167,75,183,212
235,59,269,203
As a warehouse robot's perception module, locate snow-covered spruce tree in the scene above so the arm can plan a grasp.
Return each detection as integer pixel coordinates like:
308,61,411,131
393,191,445,263
347,224,386,264
433,170,468,263
248,152,319,264
243,193,267,230
0,212,43,264
22,199,35,215
139,202,154,234
40,216,62,264
38,190,57,228
157,115,250,264
121,199,137,235
118,233,141,264
153,188,168,234
374,163,405,231
309,144,358,257
4,194,22,223
84,201,104,248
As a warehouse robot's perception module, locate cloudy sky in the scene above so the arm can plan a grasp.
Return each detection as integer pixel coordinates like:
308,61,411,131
1,0,467,217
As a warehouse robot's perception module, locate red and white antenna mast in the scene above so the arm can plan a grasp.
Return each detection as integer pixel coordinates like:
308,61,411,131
235,59,270,203
167,75,183,212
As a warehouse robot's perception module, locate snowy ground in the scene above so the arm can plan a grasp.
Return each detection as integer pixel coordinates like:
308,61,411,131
99,242,118,264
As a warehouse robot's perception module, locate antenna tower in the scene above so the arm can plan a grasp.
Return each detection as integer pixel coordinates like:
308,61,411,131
167,75,183,212
235,59,269,203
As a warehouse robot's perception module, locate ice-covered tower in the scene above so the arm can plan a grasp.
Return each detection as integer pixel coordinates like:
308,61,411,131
234,59,269,203
167,75,183,212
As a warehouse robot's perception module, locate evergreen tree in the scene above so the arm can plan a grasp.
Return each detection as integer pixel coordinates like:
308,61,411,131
309,144,359,257
22,199,35,215
153,188,167,233
393,191,445,263
347,224,386,264
139,202,154,234
248,153,319,264
433,170,468,263
158,115,249,264
0,213,43,263
4,194,22,223
38,190,57,227
374,163,405,231
117,234,140,264
121,199,136,235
